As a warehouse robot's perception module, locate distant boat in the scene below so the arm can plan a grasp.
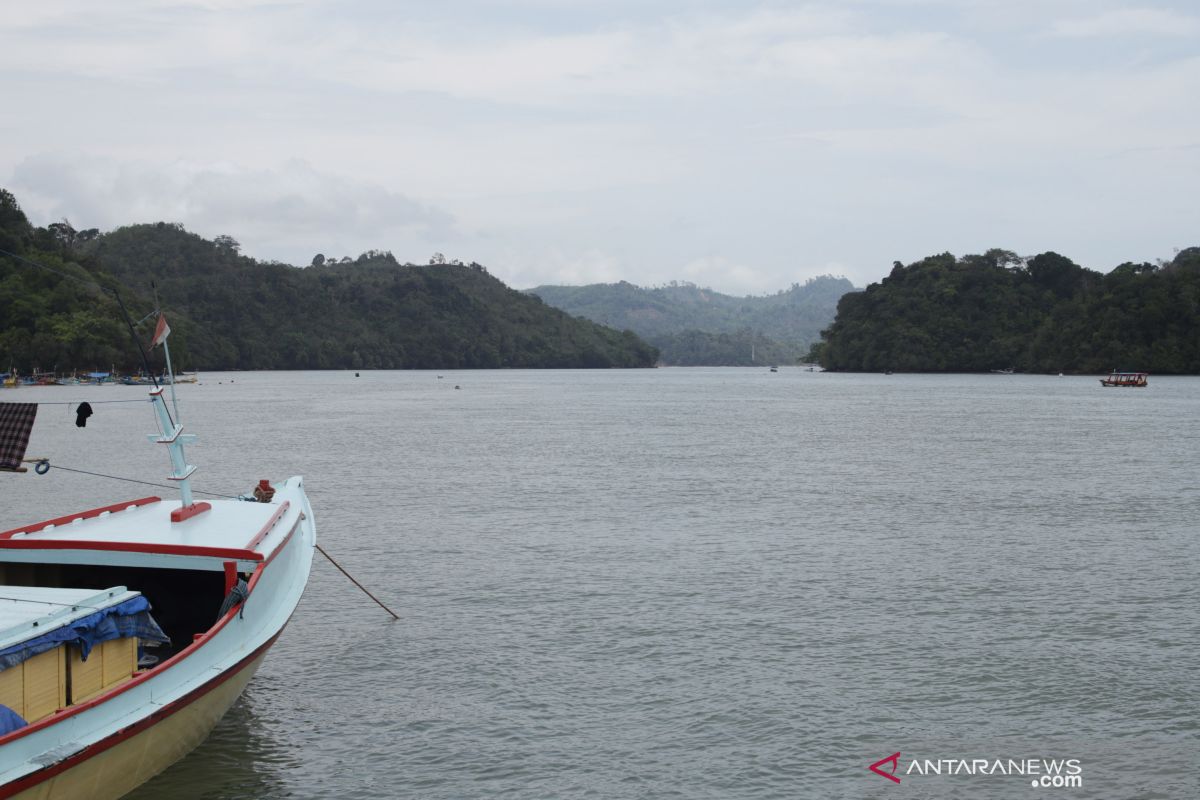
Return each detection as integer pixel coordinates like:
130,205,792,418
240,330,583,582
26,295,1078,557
991,368,1015,375
769,366,778,373
1100,371,1148,387
20,371,59,386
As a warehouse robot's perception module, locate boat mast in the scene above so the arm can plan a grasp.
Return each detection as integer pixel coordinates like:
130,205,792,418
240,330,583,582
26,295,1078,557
148,314,209,522
161,329,182,421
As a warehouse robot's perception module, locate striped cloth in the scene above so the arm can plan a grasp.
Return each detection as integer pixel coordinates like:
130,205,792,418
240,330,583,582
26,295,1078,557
0,403,38,470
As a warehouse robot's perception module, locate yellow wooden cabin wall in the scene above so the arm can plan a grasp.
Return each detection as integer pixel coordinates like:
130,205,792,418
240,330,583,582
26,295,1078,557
69,637,138,704
0,648,66,723
0,637,139,723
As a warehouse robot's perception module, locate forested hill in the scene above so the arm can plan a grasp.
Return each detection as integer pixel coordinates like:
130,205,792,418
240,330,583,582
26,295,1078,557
811,248,1200,373
526,277,854,366
0,189,658,371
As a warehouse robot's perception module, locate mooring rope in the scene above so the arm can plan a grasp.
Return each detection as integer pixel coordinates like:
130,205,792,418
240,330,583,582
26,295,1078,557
29,462,401,621
3,399,153,406
316,544,401,621
39,463,246,499
1,252,401,623
217,579,250,621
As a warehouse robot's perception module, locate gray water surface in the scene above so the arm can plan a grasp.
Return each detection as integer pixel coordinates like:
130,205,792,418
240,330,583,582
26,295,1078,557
6,370,1197,799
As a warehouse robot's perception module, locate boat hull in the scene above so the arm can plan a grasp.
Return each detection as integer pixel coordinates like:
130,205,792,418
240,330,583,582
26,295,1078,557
0,478,316,799
4,646,271,800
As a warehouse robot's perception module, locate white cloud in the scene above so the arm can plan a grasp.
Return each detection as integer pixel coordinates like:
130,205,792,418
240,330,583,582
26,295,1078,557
309,9,981,113
1,1,1197,293
497,247,628,290
9,155,458,265
679,256,774,296
1049,7,1200,38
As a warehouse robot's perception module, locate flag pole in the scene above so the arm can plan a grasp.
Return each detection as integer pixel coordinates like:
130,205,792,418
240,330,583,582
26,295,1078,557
163,335,181,421
154,313,181,421
149,311,205,521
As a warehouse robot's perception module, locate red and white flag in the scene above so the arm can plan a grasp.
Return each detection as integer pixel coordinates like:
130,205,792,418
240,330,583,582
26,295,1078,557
152,313,171,347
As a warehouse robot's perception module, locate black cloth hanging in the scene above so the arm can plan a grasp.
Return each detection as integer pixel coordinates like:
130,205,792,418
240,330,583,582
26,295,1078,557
75,402,93,428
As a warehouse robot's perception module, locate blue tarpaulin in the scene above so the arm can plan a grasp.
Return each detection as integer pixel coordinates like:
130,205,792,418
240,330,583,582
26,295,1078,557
0,704,25,734
0,595,169,671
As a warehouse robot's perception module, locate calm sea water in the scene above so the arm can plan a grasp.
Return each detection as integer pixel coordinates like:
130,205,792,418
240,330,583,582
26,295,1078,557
5,370,1198,799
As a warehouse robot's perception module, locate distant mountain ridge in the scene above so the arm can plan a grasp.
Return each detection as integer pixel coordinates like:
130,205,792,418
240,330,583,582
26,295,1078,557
526,276,854,365
0,188,659,371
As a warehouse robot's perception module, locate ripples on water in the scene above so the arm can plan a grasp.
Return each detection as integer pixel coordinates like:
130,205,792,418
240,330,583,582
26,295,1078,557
7,370,1198,799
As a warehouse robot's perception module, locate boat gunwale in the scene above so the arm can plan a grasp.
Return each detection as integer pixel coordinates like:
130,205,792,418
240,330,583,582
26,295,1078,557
0,515,302,749
0,497,163,540
0,539,265,562
0,497,298,563
0,629,284,799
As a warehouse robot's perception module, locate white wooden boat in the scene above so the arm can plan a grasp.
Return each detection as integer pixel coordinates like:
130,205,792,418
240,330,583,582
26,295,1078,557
0,319,315,798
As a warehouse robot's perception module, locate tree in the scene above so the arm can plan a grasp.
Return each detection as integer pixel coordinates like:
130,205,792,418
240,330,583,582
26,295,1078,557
311,253,326,267
812,248,1200,374
47,219,77,251
0,188,30,252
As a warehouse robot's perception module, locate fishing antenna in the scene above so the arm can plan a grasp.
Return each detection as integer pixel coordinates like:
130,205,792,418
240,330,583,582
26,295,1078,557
111,288,172,426
0,246,173,427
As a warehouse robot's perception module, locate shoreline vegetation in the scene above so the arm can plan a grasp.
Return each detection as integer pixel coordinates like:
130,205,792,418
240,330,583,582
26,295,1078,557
4,188,1198,374
0,188,657,372
808,248,1200,374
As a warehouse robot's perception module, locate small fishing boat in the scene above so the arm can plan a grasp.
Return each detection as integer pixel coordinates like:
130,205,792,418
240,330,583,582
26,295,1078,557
0,316,315,798
1100,371,1148,387
13,372,54,387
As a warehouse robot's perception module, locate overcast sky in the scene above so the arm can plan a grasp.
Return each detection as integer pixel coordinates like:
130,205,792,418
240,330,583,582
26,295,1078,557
2,1,1196,295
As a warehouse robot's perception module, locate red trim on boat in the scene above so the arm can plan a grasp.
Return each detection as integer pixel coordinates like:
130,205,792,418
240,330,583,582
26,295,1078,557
170,501,212,523
244,501,290,551
147,519,298,671
0,518,303,755
0,497,161,539
223,560,238,595
0,565,262,747
0,539,264,561
248,519,300,591
0,630,285,798
267,518,300,568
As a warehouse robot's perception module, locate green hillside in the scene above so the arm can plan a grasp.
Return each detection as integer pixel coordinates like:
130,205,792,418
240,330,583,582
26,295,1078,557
811,248,1200,373
0,189,658,371
527,276,853,365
